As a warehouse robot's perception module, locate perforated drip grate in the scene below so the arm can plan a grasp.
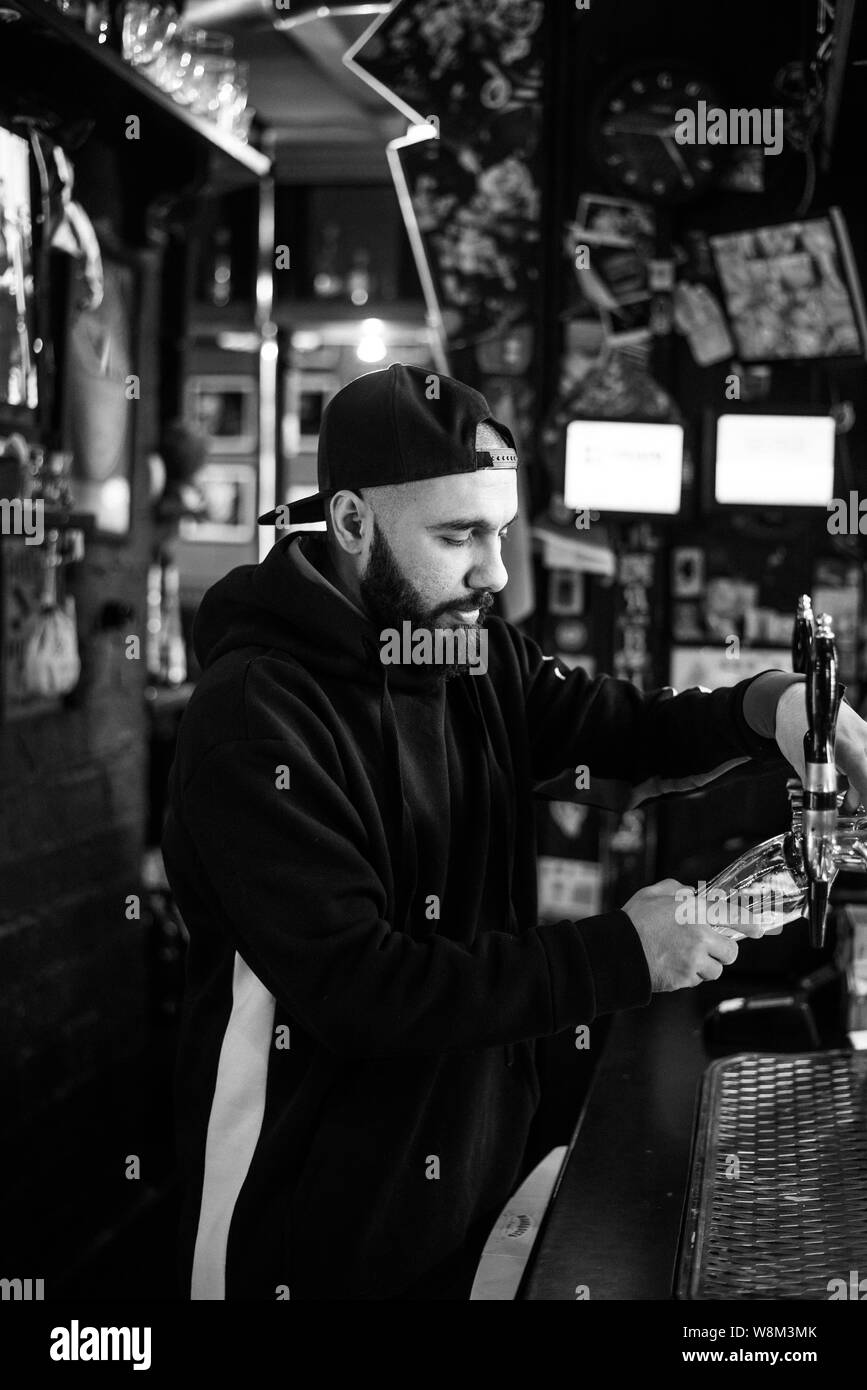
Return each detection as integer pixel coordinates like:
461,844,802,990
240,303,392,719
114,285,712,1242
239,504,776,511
676,1052,867,1300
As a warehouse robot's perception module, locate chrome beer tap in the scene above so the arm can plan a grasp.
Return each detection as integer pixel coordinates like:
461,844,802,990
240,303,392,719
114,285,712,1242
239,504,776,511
800,613,841,949
706,600,867,944
784,594,814,832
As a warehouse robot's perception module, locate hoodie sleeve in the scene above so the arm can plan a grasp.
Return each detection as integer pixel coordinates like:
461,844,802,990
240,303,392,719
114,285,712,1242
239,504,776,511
175,729,652,1061
508,627,789,801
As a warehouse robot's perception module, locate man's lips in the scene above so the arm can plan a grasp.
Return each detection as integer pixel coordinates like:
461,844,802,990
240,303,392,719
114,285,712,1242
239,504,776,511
440,607,480,623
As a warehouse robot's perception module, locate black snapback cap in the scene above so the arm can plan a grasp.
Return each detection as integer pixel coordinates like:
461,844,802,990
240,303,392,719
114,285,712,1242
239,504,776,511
258,362,518,526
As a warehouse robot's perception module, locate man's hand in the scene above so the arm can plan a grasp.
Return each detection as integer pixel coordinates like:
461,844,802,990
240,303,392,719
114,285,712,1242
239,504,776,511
775,684,867,812
621,878,766,992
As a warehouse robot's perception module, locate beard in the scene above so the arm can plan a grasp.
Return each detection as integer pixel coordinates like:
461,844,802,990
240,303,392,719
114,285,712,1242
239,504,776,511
360,518,493,679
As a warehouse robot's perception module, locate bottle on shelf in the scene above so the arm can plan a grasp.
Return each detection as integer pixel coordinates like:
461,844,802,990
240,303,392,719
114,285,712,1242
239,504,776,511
348,247,373,306
312,221,343,299
147,551,187,687
209,226,232,307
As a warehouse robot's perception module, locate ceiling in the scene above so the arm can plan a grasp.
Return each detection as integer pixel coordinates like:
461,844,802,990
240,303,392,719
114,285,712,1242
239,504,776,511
183,2,407,183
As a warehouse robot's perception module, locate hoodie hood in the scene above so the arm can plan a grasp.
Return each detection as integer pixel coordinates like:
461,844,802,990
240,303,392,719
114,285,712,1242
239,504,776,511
192,533,442,691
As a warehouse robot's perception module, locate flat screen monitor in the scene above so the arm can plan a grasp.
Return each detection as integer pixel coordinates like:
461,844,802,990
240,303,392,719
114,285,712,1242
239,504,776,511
713,412,835,508
563,418,684,516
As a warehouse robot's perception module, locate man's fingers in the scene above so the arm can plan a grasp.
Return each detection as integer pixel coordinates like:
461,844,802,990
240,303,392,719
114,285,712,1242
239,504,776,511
837,746,867,810
651,877,690,894
701,927,739,965
728,913,765,939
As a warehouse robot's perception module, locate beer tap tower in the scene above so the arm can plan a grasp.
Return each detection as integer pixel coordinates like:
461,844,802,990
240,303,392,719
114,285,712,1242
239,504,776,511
801,613,842,950
788,596,842,950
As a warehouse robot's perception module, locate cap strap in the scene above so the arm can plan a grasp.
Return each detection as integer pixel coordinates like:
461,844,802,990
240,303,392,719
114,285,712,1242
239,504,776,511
477,447,519,468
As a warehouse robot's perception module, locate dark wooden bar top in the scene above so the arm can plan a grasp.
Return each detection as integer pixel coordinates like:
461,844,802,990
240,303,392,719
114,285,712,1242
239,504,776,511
521,988,722,1301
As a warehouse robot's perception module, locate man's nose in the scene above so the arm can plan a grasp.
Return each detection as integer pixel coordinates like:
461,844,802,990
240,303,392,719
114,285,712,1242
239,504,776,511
467,546,508,595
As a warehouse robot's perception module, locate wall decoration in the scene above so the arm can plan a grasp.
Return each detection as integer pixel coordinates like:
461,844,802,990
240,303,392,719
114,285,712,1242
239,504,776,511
178,463,256,544
344,0,545,136
64,253,137,538
709,208,867,362
390,124,541,347
587,63,726,204
566,195,656,338
185,374,258,454
537,856,603,923
0,126,38,422
671,546,705,598
349,0,545,351
670,645,791,693
283,370,339,455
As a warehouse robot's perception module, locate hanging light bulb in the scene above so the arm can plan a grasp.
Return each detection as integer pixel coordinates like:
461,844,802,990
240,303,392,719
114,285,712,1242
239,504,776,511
357,319,387,363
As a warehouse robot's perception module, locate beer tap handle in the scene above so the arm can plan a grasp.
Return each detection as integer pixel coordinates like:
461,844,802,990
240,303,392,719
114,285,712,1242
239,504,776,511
805,614,841,766
786,596,814,824
792,594,814,675
802,613,840,949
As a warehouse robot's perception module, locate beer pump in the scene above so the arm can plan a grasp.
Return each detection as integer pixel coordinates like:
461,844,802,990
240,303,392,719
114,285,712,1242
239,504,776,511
706,596,865,950
792,594,814,676
800,613,842,950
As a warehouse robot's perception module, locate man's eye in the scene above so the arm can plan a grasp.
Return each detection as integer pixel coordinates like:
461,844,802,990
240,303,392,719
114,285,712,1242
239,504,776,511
442,535,471,547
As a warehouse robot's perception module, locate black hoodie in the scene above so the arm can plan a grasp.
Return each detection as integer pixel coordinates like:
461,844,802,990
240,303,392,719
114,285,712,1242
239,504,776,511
162,533,786,1301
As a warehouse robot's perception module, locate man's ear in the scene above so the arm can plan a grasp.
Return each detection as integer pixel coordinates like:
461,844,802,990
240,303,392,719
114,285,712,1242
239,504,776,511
329,490,368,553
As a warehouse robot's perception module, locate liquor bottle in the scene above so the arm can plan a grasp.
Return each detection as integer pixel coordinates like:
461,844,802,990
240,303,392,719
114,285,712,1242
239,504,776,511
312,222,343,299
158,556,187,687
210,226,232,307
147,553,187,686
348,247,373,306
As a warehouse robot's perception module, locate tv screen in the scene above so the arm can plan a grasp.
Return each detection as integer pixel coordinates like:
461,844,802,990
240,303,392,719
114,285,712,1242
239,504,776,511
714,413,835,508
0,126,38,414
564,419,684,515
709,209,867,362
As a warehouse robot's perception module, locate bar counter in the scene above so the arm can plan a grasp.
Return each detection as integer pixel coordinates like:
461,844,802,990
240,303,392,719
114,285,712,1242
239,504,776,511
521,965,853,1301
521,990,709,1300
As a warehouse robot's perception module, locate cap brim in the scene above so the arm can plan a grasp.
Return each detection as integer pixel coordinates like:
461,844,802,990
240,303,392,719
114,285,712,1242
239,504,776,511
257,490,328,526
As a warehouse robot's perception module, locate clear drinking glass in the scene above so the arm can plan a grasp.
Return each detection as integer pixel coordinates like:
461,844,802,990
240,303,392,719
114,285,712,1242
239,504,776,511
698,835,809,940
178,30,235,113
150,29,193,96
121,2,178,68
215,60,249,135
232,107,255,144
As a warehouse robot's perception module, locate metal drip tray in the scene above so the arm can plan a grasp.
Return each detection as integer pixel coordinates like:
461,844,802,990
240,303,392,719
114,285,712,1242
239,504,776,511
676,1051,867,1299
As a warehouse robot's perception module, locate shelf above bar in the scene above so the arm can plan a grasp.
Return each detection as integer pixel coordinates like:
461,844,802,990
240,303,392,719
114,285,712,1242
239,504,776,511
0,0,271,188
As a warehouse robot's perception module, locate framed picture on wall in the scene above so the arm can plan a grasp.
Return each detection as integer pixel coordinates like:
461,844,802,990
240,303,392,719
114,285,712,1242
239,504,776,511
179,463,257,543
709,209,867,363
0,125,39,429
63,250,139,539
283,370,339,454
185,374,258,454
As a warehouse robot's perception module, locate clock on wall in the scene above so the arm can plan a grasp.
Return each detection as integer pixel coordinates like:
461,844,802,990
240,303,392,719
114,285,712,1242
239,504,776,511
588,64,727,204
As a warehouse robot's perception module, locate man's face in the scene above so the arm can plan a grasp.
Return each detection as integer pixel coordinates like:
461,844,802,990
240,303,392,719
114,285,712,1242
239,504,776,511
357,469,517,671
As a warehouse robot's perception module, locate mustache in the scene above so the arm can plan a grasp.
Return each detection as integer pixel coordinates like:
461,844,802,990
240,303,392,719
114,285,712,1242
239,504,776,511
434,592,494,618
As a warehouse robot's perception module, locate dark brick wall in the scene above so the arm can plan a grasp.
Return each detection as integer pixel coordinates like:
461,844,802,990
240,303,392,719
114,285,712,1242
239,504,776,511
0,224,164,1277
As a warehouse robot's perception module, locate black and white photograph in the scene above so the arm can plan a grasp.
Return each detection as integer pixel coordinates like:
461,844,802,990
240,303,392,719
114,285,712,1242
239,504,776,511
3,0,867,1370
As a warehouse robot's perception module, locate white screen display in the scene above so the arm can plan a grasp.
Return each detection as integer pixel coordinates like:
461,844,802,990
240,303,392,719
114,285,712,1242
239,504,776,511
564,420,684,515
715,414,835,506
